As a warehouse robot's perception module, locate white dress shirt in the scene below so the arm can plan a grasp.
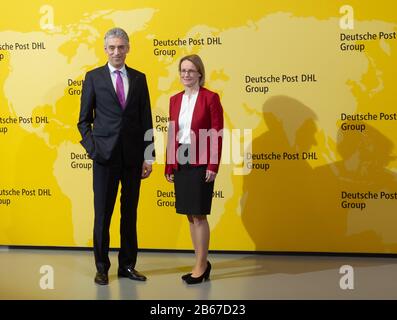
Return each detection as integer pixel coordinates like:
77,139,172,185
107,63,129,98
178,91,199,144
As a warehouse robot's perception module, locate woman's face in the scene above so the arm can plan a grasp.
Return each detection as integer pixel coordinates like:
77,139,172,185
180,60,201,88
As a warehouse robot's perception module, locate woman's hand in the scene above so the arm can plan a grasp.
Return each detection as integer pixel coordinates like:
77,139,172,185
165,174,174,183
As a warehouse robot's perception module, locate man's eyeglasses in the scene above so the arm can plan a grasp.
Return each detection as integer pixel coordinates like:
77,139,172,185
180,69,198,76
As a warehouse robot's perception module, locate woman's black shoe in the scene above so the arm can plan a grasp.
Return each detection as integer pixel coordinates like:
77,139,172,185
181,273,192,281
185,261,211,285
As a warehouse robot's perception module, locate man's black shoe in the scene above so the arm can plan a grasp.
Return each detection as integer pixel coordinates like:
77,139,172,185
118,267,147,281
94,272,109,285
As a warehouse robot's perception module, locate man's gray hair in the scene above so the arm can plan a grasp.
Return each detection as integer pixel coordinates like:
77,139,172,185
104,27,129,46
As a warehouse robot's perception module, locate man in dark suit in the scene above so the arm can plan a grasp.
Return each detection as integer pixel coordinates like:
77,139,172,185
77,27,155,285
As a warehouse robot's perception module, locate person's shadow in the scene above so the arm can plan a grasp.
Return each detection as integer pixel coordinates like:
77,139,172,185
312,121,397,252
208,255,387,281
241,95,320,252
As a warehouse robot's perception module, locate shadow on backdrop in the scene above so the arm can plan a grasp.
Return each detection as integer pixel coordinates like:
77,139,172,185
241,95,319,252
312,121,397,253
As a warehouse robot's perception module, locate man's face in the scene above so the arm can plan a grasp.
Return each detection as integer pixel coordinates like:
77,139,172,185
105,36,130,69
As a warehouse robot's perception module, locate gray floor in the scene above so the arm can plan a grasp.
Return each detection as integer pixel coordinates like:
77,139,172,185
1,247,397,300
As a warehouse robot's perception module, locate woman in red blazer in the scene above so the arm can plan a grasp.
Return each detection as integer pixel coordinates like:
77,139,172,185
165,54,223,284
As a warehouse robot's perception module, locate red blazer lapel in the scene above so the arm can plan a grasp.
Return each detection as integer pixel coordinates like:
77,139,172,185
190,87,203,132
171,91,183,128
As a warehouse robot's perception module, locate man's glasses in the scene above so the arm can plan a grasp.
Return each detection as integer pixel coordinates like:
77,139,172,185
180,69,198,76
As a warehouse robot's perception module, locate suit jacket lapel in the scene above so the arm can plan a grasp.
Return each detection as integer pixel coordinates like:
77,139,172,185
100,64,120,106
125,66,137,108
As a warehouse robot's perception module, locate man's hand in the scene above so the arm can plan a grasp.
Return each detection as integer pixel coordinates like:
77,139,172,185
141,161,153,179
205,170,217,182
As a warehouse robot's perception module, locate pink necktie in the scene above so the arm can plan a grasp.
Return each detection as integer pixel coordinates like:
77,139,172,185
115,70,126,109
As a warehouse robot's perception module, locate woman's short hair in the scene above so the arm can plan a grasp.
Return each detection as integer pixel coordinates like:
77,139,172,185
179,54,205,86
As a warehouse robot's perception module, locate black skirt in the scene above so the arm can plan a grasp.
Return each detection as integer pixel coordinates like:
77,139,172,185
174,164,214,215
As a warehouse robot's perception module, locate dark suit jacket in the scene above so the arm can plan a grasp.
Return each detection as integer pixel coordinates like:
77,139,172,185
78,64,154,165
165,86,223,174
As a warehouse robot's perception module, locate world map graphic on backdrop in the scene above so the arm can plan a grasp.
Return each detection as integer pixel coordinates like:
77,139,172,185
1,1,397,253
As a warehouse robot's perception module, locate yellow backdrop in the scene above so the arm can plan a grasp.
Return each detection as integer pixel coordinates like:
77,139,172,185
1,0,397,253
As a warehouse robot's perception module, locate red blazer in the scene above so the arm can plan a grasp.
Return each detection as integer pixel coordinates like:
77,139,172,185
165,87,224,174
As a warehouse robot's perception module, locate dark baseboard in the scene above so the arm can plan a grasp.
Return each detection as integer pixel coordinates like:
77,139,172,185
1,245,397,258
